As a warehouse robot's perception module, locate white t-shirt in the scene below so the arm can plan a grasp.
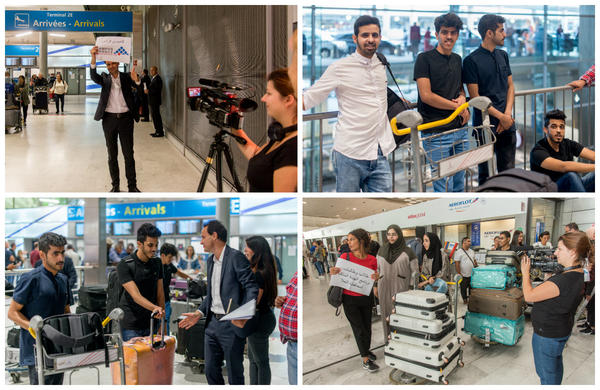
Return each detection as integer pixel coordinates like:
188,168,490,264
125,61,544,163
455,247,476,277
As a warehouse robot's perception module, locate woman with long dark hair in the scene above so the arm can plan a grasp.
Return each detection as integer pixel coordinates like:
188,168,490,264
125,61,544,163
330,228,380,373
522,231,592,384
418,232,449,293
244,236,278,384
511,230,524,248
15,75,30,125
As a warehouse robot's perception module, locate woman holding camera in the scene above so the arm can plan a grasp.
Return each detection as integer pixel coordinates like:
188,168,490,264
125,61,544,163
330,228,380,373
522,231,592,384
418,232,449,294
233,68,297,192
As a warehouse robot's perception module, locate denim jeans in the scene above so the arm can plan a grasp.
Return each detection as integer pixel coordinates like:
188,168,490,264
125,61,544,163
122,328,150,342
287,341,298,385
165,300,172,335
28,365,64,385
314,261,324,275
422,129,468,192
332,147,392,192
532,332,570,385
556,171,595,192
424,278,448,294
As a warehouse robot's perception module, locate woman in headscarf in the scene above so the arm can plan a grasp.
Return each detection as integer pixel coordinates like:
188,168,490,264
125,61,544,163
418,232,450,294
376,225,418,337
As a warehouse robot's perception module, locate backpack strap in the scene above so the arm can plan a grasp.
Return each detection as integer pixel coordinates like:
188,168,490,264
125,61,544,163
376,52,408,103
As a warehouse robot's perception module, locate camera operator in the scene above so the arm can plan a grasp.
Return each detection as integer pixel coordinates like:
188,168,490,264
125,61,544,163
521,231,592,385
232,68,297,192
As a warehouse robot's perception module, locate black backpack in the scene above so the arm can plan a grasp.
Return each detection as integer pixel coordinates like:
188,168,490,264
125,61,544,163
105,256,136,332
377,52,411,147
477,168,558,192
187,279,207,299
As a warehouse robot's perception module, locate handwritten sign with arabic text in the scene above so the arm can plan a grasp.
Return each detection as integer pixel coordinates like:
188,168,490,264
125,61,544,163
329,258,375,296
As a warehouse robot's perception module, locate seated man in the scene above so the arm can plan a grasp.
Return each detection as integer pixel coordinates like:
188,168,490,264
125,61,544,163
530,109,594,192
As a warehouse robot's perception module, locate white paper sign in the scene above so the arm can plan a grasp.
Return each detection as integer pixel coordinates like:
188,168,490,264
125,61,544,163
96,36,132,63
329,258,375,296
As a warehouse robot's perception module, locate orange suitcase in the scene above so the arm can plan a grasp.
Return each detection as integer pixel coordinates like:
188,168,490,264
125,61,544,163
111,317,176,385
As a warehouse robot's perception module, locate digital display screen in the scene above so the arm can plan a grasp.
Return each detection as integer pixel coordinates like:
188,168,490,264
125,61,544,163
75,223,84,236
187,87,202,98
178,219,201,234
156,220,176,235
113,221,132,236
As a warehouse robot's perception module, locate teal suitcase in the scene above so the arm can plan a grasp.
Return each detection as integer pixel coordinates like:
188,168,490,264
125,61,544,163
470,264,517,290
463,311,525,346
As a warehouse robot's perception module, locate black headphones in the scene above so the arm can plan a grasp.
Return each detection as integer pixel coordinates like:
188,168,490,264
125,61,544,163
268,122,297,142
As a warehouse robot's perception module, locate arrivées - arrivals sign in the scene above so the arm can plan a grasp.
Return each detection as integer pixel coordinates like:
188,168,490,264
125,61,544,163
6,10,132,32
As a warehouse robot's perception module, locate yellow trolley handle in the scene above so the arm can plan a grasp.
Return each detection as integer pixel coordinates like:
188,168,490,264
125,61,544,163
102,316,112,328
391,102,470,136
28,327,36,339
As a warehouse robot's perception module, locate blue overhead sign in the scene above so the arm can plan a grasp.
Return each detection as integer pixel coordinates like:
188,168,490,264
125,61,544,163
6,10,132,32
6,45,40,56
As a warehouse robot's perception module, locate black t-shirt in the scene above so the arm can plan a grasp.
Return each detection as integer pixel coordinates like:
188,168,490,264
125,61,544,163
531,271,584,338
530,137,584,182
462,46,512,128
255,271,270,313
247,134,297,192
117,252,162,330
162,263,178,300
413,49,463,132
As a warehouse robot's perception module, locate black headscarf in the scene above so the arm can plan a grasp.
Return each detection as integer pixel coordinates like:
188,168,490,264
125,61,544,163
424,232,443,277
378,225,414,264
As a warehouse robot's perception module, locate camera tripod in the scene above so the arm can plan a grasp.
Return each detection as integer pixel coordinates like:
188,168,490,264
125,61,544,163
197,128,247,192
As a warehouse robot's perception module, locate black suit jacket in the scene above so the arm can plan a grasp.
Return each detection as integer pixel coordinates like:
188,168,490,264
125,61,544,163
90,66,140,122
199,245,258,338
148,74,163,106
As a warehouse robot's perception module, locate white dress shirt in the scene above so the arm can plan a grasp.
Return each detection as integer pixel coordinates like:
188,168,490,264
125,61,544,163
90,64,133,113
303,51,396,160
209,247,226,315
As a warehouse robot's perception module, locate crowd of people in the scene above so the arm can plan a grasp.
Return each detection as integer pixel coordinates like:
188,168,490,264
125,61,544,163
5,221,298,385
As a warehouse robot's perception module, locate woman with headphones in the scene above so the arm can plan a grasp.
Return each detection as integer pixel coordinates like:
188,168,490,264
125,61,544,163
233,68,297,192
521,231,592,385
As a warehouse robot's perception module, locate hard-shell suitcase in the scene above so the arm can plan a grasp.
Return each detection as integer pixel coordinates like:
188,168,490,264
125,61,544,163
393,290,449,320
470,264,517,290
485,251,520,270
5,108,22,132
111,316,176,384
390,329,455,349
5,346,20,364
385,336,461,367
463,311,525,346
176,317,206,359
468,287,526,320
389,313,455,341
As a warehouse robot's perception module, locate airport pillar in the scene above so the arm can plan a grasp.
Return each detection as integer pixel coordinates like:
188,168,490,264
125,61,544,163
83,198,108,285
39,31,48,78
216,198,230,235
578,6,594,75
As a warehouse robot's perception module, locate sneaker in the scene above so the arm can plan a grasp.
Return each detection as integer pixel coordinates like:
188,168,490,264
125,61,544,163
367,352,377,361
581,326,594,334
578,322,589,328
362,359,379,373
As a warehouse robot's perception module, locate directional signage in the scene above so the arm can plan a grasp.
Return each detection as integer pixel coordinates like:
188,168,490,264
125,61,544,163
6,45,40,56
6,10,133,32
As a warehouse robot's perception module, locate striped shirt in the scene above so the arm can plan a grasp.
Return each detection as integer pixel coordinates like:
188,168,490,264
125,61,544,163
279,272,297,343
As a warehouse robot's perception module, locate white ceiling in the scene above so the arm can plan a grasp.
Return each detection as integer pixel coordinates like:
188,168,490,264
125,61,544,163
303,197,433,231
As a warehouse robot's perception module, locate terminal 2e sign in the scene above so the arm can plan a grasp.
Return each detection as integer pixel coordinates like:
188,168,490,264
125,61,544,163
6,10,132,32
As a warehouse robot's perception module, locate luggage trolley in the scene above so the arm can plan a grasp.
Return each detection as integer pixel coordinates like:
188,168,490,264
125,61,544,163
33,86,49,114
392,96,496,192
29,308,126,385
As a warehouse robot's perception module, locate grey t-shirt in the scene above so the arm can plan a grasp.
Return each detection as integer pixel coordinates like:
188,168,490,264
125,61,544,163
454,248,476,277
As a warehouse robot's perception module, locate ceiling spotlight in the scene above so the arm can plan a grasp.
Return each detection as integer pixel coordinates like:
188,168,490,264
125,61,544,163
49,33,66,37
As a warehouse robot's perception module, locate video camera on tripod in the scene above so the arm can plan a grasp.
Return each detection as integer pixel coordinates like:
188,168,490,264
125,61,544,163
515,247,560,279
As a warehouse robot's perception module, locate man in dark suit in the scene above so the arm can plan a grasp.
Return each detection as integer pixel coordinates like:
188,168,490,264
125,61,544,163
146,66,164,137
90,46,141,192
179,220,258,385
140,69,151,121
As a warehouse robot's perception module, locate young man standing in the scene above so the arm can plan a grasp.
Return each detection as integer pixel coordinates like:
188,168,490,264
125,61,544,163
463,14,516,185
117,223,165,341
414,13,470,192
303,15,395,192
454,237,477,304
159,243,192,334
530,109,595,192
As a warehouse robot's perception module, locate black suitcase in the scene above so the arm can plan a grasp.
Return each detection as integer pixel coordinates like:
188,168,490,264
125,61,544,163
79,285,108,313
176,318,205,360
477,168,557,192
7,327,20,348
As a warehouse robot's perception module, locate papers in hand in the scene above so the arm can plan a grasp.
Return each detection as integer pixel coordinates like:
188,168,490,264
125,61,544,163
330,258,375,296
219,299,256,321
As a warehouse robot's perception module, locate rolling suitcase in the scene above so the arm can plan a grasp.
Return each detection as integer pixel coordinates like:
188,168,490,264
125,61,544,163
468,287,526,320
111,316,176,384
485,251,520,270
389,329,455,349
5,107,22,133
389,313,455,341
470,265,517,290
175,317,206,359
463,311,525,346
392,290,449,320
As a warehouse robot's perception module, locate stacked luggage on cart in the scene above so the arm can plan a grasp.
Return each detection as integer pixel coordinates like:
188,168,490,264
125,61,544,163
384,290,464,384
33,86,48,114
463,251,526,346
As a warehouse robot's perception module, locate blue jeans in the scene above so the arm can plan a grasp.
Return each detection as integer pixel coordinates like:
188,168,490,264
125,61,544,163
314,261,324,275
424,278,448,294
422,129,468,192
532,332,570,385
556,172,595,192
287,341,298,385
122,328,150,342
165,300,172,335
332,147,392,192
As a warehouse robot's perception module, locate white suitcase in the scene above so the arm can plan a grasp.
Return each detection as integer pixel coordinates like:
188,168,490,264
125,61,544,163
393,290,448,311
393,304,448,320
389,313,454,340
384,346,462,384
5,347,20,364
390,329,455,349
385,337,461,367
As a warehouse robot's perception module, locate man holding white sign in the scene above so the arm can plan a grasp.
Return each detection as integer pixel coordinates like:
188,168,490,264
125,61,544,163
329,228,380,373
90,38,141,193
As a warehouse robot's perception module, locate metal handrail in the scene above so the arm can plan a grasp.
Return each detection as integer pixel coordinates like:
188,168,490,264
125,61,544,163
303,84,594,192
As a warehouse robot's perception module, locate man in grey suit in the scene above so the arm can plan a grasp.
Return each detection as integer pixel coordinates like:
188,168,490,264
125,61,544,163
90,46,141,192
179,220,258,385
